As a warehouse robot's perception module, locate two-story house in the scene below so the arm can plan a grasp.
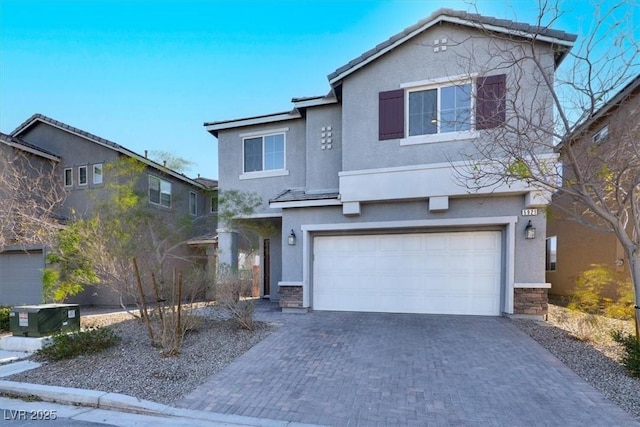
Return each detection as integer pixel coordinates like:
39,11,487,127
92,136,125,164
0,114,217,306
207,9,576,317
547,74,640,300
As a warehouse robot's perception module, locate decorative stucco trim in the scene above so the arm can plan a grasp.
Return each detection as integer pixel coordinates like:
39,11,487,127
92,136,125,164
239,127,290,138
269,199,342,209
240,169,290,180
514,282,552,289
278,281,304,287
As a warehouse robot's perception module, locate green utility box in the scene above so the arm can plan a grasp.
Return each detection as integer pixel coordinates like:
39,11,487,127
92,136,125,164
9,304,80,337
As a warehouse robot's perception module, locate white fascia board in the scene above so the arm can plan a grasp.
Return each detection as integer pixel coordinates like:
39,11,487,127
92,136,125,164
292,96,338,109
205,111,302,133
514,282,552,289
269,199,341,209
1,140,60,162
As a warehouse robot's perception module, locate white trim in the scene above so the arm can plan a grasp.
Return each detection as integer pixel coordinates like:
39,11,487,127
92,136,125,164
328,15,573,85
63,167,73,187
514,282,552,289
78,165,88,186
301,216,517,232
189,191,197,216
269,199,341,209
240,169,290,180
278,281,303,287
236,212,283,220
206,111,301,133
292,96,338,109
0,140,60,162
242,131,287,175
301,216,518,312
400,73,477,89
92,163,103,185
239,127,290,138
400,130,478,146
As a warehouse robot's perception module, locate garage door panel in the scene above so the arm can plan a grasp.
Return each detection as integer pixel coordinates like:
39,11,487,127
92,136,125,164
313,231,502,315
0,250,44,306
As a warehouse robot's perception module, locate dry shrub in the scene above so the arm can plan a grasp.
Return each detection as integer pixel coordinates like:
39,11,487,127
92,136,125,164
216,264,255,330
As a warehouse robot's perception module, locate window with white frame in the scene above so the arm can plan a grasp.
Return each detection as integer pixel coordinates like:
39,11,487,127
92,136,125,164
78,166,88,185
64,168,73,187
189,192,197,216
593,125,609,144
149,175,172,208
93,163,103,185
408,83,471,136
243,133,285,173
379,74,505,142
545,236,557,271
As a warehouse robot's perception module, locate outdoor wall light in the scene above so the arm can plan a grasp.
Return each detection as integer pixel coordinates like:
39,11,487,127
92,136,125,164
524,220,536,239
288,229,296,245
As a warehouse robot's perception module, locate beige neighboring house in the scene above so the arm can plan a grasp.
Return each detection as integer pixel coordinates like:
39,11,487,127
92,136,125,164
546,74,640,299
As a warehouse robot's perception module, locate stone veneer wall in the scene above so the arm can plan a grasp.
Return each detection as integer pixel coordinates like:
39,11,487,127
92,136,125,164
513,288,548,317
280,286,303,309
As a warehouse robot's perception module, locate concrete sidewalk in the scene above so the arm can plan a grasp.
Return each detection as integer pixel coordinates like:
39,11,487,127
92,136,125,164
0,381,323,427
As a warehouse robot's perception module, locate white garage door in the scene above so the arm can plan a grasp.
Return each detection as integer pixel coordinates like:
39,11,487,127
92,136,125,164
313,231,502,315
0,250,44,306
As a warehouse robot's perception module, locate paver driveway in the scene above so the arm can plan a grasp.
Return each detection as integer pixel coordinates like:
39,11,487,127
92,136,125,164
179,303,638,426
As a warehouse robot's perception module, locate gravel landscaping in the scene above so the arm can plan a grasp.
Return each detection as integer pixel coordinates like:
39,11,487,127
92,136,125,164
511,304,640,421
3,302,640,422
5,305,275,405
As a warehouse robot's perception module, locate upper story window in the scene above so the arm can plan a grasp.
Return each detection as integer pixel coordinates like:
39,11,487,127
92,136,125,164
93,163,103,185
64,168,73,187
149,175,171,208
244,133,285,173
593,125,609,144
189,192,197,216
78,166,88,186
408,83,471,136
379,74,506,144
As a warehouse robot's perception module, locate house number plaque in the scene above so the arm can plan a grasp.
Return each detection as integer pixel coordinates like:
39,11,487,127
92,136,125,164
521,209,538,216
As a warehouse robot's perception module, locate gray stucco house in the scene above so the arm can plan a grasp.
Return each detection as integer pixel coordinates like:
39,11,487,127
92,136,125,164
207,9,576,317
0,114,217,306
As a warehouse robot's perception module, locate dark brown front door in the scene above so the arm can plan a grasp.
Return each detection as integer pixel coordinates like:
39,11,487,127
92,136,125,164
263,238,270,297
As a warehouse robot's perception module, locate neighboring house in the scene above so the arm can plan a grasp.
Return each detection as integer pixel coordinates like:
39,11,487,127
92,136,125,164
0,114,217,306
206,9,576,317
546,74,640,299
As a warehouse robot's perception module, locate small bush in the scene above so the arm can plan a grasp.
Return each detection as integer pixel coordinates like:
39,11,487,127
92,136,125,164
0,307,11,332
569,264,634,320
612,331,640,377
216,264,255,330
36,328,121,361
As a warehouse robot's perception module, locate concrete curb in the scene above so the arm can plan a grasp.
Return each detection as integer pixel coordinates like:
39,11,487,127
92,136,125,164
0,380,323,427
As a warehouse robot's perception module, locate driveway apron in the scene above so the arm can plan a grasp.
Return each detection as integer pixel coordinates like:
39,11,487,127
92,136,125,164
178,303,638,427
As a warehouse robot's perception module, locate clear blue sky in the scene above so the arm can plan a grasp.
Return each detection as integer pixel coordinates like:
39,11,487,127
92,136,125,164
1,0,636,179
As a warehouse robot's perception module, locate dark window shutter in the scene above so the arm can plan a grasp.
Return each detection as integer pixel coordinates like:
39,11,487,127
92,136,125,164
476,74,506,130
379,89,405,140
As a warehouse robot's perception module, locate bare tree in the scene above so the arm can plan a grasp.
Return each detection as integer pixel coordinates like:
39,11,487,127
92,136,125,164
0,140,67,251
456,1,640,333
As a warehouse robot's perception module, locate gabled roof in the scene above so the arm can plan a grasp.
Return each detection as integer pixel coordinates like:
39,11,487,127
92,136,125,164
559,73,640,148
0,132,60,162
328,8,577,86
11,114,206,189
